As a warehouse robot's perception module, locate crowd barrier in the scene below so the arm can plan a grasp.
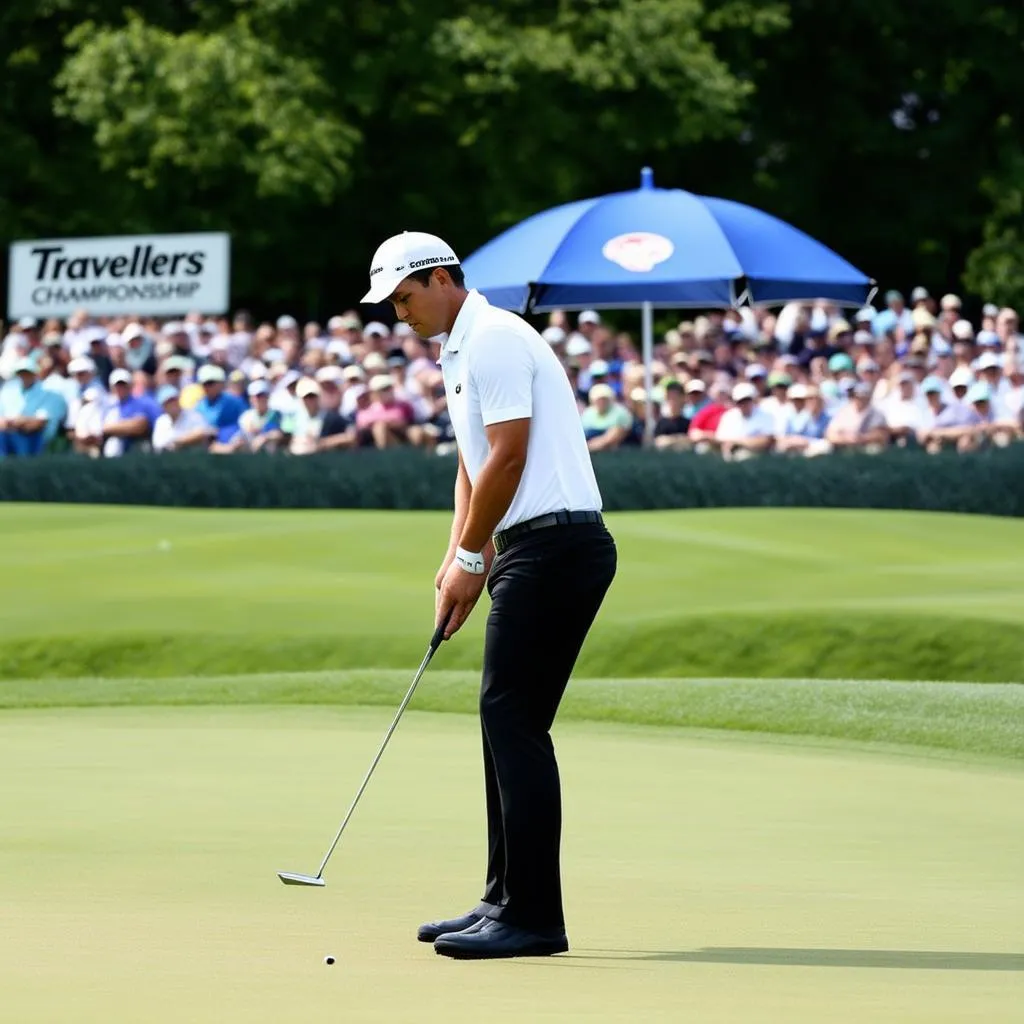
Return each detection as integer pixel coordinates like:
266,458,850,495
2,446,1023,516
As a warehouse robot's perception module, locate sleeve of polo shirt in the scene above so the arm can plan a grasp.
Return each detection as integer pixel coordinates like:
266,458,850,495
471,329,535,426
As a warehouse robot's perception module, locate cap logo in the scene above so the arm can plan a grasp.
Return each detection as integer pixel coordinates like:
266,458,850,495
369,265,383,277
409,255,457,270
602,232,674,273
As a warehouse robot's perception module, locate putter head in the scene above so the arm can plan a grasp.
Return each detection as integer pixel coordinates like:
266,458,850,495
278,871,326,887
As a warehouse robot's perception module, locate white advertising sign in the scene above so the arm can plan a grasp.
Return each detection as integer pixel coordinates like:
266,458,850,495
7,232,230,319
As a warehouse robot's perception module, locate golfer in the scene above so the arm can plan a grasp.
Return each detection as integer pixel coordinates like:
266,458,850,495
362,231,617,959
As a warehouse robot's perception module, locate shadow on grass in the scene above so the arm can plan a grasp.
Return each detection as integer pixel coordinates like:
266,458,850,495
568,948,1024,971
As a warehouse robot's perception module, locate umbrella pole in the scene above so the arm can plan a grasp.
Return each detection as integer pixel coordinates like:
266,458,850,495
642,301,654,446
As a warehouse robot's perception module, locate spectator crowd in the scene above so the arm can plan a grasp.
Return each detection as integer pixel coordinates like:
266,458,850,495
0,286,1022,462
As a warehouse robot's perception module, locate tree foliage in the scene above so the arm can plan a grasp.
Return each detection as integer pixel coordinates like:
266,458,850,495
0,0,1020,319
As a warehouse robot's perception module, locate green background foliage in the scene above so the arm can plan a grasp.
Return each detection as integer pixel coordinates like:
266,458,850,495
1,0,1022,317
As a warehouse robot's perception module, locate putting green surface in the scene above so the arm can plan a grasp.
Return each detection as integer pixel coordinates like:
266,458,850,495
2,707,1022,1023
2,504,1023,681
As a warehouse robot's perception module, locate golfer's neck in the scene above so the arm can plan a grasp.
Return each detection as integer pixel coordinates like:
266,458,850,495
443,290,469,335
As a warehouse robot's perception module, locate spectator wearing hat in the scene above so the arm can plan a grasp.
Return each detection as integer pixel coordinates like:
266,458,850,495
328,312,362,355
849,329,876,363
975,352,1010,417
65,355,105,429
227,380,284,453
652,379,692,450
713,382,776,460
776,384,831,455
681,376,710,420
827,351,857,389
152,386,213,452
825,381,889,453
100,368,161,457
355,374,417,448
994,307,1019,349
360,322,392,364
915,376,949,440
71,383,109,456
873,291,914,340
910,286,935,317
289,378,327,455
0,358,67,457
194,364,246,445
121,323,158,380
542,326,567,350
760,371,794,432
339,365,368,417
883,372,927,446
687,381,731,449
917,368,975,452
938,294,962,330
581,357,615,399
577,310,601,341
580,383,632,452
161,355,197,406
951,382,1005,452
744,362,769,396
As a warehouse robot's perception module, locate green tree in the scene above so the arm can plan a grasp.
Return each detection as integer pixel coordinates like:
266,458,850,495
704,0,1024,309
41,0,787,316
963,149,1024,310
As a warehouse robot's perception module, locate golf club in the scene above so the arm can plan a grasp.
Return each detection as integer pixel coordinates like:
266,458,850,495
277,610,453,887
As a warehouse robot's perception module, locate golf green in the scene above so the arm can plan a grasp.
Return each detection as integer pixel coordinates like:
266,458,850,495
2,706,1021,1022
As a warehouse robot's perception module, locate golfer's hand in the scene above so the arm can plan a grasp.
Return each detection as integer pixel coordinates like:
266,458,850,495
436,562,487,639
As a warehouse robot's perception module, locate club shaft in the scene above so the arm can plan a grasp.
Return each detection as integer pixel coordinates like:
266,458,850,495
315,643,437,877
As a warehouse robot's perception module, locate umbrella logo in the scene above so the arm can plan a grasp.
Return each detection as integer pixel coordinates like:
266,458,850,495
601,232,674,273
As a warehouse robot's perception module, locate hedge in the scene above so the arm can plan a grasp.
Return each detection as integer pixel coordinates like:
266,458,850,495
2,445,1024,515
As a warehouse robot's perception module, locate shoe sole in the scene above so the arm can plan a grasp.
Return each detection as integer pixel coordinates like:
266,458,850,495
434,940,569,960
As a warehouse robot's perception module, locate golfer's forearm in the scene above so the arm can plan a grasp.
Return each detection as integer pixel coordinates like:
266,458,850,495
448,456,472,553
458,453,523,552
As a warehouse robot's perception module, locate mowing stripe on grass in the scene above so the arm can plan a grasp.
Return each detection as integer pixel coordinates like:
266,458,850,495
2,506,1024,682
2,672,1021,760
1,612,1022,682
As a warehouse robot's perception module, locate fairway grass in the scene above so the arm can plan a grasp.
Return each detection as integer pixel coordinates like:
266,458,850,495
2,670,1023,760
2,707,1022,1023
1,504,1023,682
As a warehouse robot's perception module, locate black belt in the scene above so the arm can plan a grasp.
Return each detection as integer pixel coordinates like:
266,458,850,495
492,510,604,554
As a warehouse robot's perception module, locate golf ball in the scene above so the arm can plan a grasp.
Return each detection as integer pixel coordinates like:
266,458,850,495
324,955,335,965
157,539,172,552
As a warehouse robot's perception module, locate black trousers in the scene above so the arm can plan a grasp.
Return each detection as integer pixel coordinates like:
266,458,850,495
475,520,617,932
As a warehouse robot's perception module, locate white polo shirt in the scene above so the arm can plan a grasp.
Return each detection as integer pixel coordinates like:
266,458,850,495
439,289,602,534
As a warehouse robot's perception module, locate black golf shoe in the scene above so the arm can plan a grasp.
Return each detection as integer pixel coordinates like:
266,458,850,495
417,909,486,943
433,919,569,959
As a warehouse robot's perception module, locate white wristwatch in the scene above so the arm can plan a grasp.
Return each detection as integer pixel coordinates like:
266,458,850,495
454,546,486,574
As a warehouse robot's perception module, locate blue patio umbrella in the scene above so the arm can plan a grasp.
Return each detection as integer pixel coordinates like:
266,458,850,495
460,168,873,440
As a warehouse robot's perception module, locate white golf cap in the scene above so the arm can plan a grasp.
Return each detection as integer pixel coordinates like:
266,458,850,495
361,231,460,304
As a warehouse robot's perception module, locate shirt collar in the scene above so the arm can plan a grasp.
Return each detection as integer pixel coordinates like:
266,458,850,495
442,289,487,355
